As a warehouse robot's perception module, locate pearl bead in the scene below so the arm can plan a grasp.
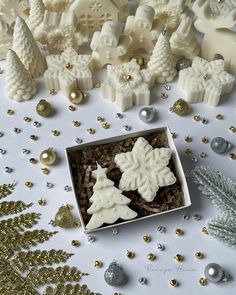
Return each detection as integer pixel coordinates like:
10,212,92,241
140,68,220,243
210,137,230,154
139,107,156,123
204,263,224,283
68,89,84,105
40,148,57,166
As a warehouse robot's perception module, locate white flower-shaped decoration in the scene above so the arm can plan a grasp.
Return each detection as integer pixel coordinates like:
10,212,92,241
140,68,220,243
43,0,74,12
102,60,154,111
0,0,29,26
178,57,235,106
44,48,93,98
115,137,176,202
210,0,236,16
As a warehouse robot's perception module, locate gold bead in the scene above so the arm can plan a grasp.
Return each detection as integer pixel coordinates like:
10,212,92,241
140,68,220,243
102,122,110,129
36,100,53,117
130,55,146,67
199,277,208,286
94,260,102,268
126,250,135,259
228,153,236,160
184,148,192,155
68,105,76,111
143,234,151,243
30,135,38,141
147,253,156,261
170,279,179,287
94,82,101,88
49,89,57,95
24,116,32,122
41,167,50,175
195,252,204,259
74,220,81,228
216,114,223,120
229,126,236,133
40,148,57,166
202,227,209,234
172,99,189,116
66,204,73,210
25,181,33,188
38,198,46,206
175,228,183,236
65,62,73,69
87,128,95,135
69,89,84,105
51,130,60,137
201,136,209,144
160,92,168,99
193,115,201,122
113,293,121,295
174,254,184,262
123,74,132,82
6,109,14,115
29,158,38,164
97,116,104,123
71,240,80,247
73,121,81,127
184,135,192,143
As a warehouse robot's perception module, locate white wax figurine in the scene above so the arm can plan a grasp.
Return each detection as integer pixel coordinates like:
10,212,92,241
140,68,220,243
70,0,129,35
44,47,93,98
115,137,176,202
193,0,236,74
5,50,37,102
170,15,200,60
148,32,177,83
12,17,47,78
0,0,29,26
102,59,155,111
86,164,137,230
178,57,235,106
125,5,163,53
0,16,12,60
43,0,74,12
27,0,45,37
91,21,130,69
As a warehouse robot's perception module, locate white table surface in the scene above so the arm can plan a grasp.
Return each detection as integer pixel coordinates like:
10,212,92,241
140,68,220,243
1,6,236,295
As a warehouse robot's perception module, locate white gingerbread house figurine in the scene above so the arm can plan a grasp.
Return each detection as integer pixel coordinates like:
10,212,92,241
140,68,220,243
91,20,130,69
193,0,236,74
69,0,129,35
125,5,163,53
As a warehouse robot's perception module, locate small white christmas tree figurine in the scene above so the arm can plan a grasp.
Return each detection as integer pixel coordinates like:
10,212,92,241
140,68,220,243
13,16,47,78
5,49,37,102
27,0,45,36
86,164,137,230
148,31,177,83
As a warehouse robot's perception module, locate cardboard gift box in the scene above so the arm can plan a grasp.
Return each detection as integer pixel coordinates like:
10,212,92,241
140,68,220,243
65,127,192,233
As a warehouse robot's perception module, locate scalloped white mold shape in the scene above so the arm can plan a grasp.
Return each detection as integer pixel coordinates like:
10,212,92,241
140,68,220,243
0,16,12,60
91,20,130,69
44,47,93,98
101,59,155,111
0,0,29,26
124,5,163,53
69,0,129,34
43,0,74,12
27,0,45,36
193,0,236,74
178,57,235,106
12,17,46,78
170,15,200,60
5,49,37,102
148,32,177,83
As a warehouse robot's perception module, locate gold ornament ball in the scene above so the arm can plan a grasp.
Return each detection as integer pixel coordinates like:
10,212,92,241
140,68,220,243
54,205,75,228
36,100,53,117
68,89,84,105
172,99,189,116
40,148,57,166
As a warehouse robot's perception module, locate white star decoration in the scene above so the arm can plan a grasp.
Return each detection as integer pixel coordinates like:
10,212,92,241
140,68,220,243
101,59,154,111
178,57,235,106
44,48,93,98
115,137,176,202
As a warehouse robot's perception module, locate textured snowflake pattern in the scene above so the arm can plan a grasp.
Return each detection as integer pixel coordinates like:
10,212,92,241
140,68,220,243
210,0,236,16
0,0,29,25
115,137,176,202
89,0,103,11
178,57,235,106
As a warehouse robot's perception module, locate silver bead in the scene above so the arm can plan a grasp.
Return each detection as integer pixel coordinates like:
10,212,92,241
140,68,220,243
157,243,165,251
138,277,147,285
13,128,21,134
123,125,131,132
182,213,190,220
75,138,83,144
64,185,72,192
33,121,41,127
176,57,191,71
22,148,30,155
0,148,6,155
191,157,199,163
204,263,230,283
203,74,209,81
112,228,119,235
139,107,156,123
193,214,201,221
164,84,171,91
211,137,231,154
200,152,207,158
116,113,123,119
202,118,208,125
4,166,13,173
46,182,54,189
88,235,96,243
104,261,124,286
157,226,166,233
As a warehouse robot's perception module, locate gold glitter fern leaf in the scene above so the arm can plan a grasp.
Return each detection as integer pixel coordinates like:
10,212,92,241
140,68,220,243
0,183,16,199
0,201,33,216
43,283,101,295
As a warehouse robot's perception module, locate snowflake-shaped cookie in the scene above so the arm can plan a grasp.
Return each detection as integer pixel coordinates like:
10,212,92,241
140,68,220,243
44,48,93,98
102,60,154,111
115,137,176,202
0,0,29,26
178,57,235,106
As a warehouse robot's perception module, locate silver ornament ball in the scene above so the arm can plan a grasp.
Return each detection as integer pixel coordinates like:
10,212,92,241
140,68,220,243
204,263,224,283
104,262,124,286
176,57,191,71
139,107,156,123
210,137,230,154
